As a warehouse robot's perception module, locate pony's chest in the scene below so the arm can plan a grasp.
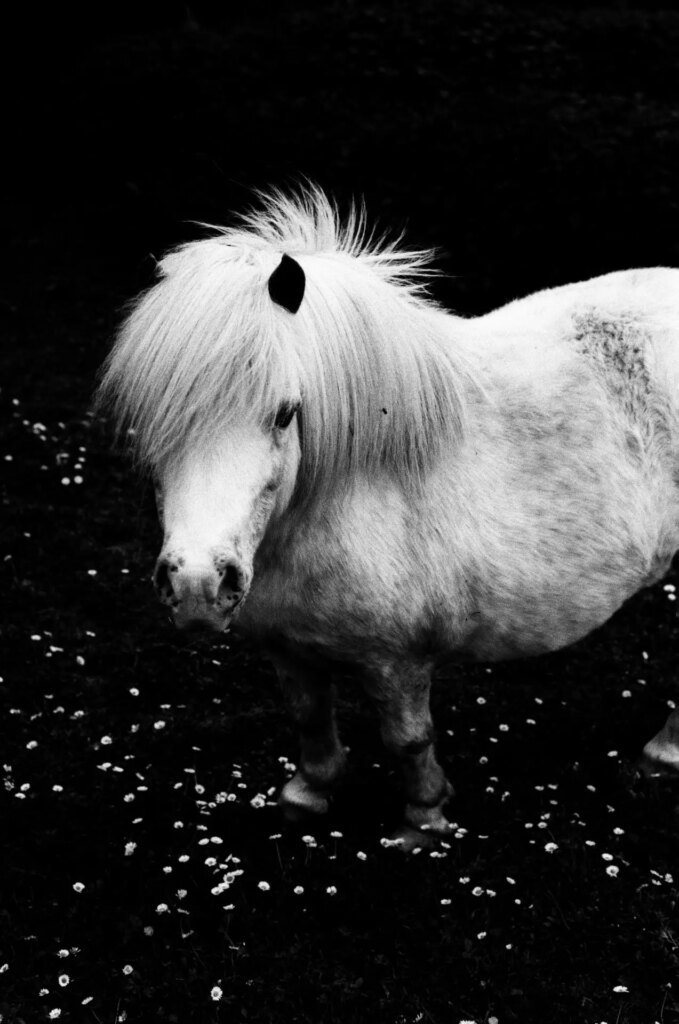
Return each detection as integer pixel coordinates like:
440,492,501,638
241,557,404,647
241,490,416,637
238,518,425,656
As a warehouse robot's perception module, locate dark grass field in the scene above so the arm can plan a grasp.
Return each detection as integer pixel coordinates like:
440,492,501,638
3,2,679,1021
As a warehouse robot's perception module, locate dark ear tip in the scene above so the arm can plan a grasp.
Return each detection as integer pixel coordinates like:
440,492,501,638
268,254,306,314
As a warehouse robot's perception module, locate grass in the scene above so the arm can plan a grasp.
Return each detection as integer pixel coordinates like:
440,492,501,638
3,311,679,1024
4,2,679,1021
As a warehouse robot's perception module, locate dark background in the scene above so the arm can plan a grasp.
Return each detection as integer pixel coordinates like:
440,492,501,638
3,3,679,1023
9,0,679,364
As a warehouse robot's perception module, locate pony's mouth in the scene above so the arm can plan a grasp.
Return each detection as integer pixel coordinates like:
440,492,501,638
171,597,245,634
174,613,227,633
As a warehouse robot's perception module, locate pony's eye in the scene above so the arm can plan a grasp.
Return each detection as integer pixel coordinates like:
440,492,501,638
274,403,297,430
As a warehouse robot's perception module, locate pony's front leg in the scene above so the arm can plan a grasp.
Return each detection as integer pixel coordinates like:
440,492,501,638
364,660,454,848
272,655,348,819
643,708,679,772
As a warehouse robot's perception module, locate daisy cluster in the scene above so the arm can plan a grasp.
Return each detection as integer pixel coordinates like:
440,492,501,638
3,398,95,490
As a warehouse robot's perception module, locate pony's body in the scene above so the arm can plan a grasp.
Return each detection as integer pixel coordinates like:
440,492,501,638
100,190,679,845
244,268,679,664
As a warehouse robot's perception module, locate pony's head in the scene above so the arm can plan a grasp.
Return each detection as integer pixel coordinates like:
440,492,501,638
98,186,474,632
152,392,302,631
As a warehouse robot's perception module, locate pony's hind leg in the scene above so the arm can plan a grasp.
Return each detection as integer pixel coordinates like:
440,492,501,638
364,659,454,849
642,708,679,773
272,654,348,818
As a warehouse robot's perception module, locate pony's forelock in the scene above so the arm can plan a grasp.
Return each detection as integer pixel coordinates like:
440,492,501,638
98,185,477,499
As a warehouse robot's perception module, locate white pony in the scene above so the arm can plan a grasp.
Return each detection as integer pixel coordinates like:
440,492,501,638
100,185,679,847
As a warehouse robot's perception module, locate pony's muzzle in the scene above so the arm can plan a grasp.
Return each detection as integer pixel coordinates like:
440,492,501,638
153,556,248,633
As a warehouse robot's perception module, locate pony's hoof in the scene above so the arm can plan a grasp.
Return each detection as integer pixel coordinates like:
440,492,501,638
385,825,445,854
637,754,679,779
279,775,330,818
280,801,319,823
403,800,455,836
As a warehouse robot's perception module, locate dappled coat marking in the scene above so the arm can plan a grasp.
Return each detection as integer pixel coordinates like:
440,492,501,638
99,189,679,846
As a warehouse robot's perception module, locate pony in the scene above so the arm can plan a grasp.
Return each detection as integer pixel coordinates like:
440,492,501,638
99,185,679,848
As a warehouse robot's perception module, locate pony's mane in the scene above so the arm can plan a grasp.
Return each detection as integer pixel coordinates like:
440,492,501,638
98,185,478,502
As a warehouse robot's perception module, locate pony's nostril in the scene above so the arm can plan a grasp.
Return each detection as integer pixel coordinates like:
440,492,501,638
154,560,177,603
223,563,241,591
219,561,245,603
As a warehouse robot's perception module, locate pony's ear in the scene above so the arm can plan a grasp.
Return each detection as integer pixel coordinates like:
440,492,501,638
268,254,305,314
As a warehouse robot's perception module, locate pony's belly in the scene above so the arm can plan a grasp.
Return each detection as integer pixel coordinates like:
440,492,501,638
240,591,619,664
240,539,677,664
451,530,679,662
456,581,650,663
458,615,604,662
239,589,597,665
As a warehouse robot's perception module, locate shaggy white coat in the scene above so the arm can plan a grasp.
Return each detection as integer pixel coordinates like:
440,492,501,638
99,188,679,836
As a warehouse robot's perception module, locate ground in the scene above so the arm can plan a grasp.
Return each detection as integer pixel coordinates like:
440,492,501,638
3,3,679,1022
